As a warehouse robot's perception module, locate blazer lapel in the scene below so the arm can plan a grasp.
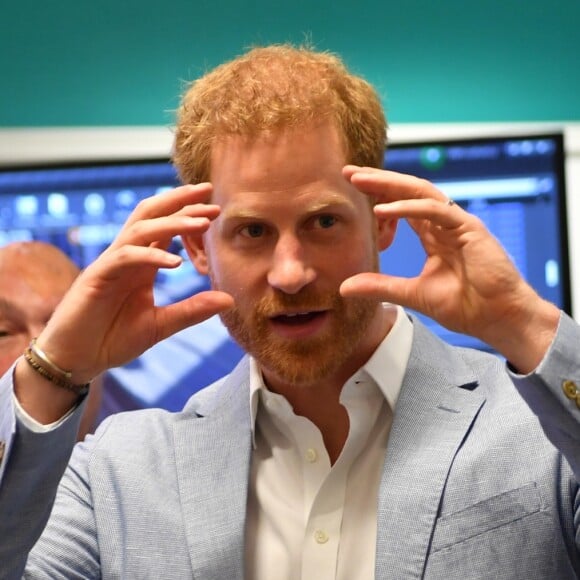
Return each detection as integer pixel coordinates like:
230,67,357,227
375,319,486,579
173,358,252,580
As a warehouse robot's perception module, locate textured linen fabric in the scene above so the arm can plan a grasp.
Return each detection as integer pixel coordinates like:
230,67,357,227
0,312,579,579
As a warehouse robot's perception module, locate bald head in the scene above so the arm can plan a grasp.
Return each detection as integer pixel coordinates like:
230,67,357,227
0,241,79,373
0,241,79,294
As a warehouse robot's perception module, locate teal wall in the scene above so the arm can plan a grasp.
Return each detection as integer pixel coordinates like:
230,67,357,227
1,0,578,127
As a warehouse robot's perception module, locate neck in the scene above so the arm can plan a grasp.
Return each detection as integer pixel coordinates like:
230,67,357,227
261,303,395,464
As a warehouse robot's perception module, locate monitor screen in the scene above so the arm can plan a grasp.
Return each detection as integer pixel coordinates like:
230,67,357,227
383,132,571,352
0,131,570,416
0,158,244,415
0,159,180,265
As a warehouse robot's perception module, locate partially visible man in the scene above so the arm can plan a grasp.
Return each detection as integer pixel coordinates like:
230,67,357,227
0,241,104,569
0,241,102,444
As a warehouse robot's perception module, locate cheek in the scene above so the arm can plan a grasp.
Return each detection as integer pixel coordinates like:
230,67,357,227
206,256,251,297
335,242,378,277
206,242,264,291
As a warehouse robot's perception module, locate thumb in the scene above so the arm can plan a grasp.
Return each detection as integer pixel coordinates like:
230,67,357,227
156,290,235,341
340,272,419,310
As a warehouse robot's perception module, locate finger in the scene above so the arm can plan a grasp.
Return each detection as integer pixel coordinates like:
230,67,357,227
155,290,235,340
342,165,378,179
111,215,213,250
174,203,221,219
344,165,448,205
124,183,214,226
340,272,421,310
374,198,465,229
87,245,185,282
131,204,222,251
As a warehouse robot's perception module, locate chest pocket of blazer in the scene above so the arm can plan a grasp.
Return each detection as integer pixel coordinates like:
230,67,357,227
430,481,542,553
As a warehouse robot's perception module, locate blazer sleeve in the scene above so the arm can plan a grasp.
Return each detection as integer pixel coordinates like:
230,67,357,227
0,368,84,580
509,311,580,546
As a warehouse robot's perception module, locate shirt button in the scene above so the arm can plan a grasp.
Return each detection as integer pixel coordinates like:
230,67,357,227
314,529,329,544
305,448,318,463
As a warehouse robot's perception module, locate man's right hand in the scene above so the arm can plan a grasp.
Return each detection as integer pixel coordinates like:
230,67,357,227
14,183,233,422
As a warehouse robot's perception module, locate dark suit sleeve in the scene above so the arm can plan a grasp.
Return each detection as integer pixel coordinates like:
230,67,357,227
0,369,83,580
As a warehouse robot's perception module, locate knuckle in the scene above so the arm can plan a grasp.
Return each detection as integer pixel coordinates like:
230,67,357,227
112,245,134,261
126,220,149,239
134,196,156,216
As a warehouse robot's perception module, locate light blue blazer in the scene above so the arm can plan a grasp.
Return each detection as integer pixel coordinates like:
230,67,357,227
1,313,580,579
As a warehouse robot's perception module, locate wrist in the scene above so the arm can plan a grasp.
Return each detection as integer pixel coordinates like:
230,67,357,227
32,330,97,385
14,357,83,425
488,298,561,374
24,339,91,396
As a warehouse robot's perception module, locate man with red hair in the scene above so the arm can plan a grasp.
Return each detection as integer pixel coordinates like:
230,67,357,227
1,46,579,579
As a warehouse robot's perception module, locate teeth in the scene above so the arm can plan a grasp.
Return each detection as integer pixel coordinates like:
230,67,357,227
286,312,310,317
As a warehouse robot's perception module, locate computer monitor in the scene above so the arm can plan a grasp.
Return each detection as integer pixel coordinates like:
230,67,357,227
383,132,571,352
0,158,180,265
0,131,570,413
0,158,244,415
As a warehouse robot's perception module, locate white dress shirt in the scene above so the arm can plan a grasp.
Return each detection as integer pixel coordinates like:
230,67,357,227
245,304,413,580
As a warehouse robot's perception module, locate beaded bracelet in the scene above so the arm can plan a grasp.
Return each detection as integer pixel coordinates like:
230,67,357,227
23,339,90,397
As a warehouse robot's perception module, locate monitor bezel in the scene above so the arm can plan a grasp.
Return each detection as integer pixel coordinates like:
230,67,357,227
385,131,572,316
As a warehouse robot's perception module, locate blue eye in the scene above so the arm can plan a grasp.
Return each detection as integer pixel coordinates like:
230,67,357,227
317,215,336,229
242,224,265,238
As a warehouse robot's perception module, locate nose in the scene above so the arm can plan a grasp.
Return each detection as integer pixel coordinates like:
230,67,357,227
267,234,316,294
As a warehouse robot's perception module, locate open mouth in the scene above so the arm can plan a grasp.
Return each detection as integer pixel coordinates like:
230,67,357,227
271,311,325,325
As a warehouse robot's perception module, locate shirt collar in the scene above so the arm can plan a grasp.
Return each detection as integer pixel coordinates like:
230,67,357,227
249,303,414,443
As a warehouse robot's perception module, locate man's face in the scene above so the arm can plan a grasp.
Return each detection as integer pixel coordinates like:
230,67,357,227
0,253,74,374
186,123,395,391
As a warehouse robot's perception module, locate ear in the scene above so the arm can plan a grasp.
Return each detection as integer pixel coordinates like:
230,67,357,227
376,216,398,251
181,232,209,275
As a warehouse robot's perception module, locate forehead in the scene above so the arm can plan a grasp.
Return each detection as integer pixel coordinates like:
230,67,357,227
209,123,363,212
0,286,62,326
0,260,73,293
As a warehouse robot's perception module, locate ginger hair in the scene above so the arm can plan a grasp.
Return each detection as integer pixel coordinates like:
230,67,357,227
173,44,387,184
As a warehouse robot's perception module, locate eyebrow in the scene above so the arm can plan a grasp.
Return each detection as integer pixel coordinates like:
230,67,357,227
222,195,355,220
306,197,355,213
0,297,27,322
